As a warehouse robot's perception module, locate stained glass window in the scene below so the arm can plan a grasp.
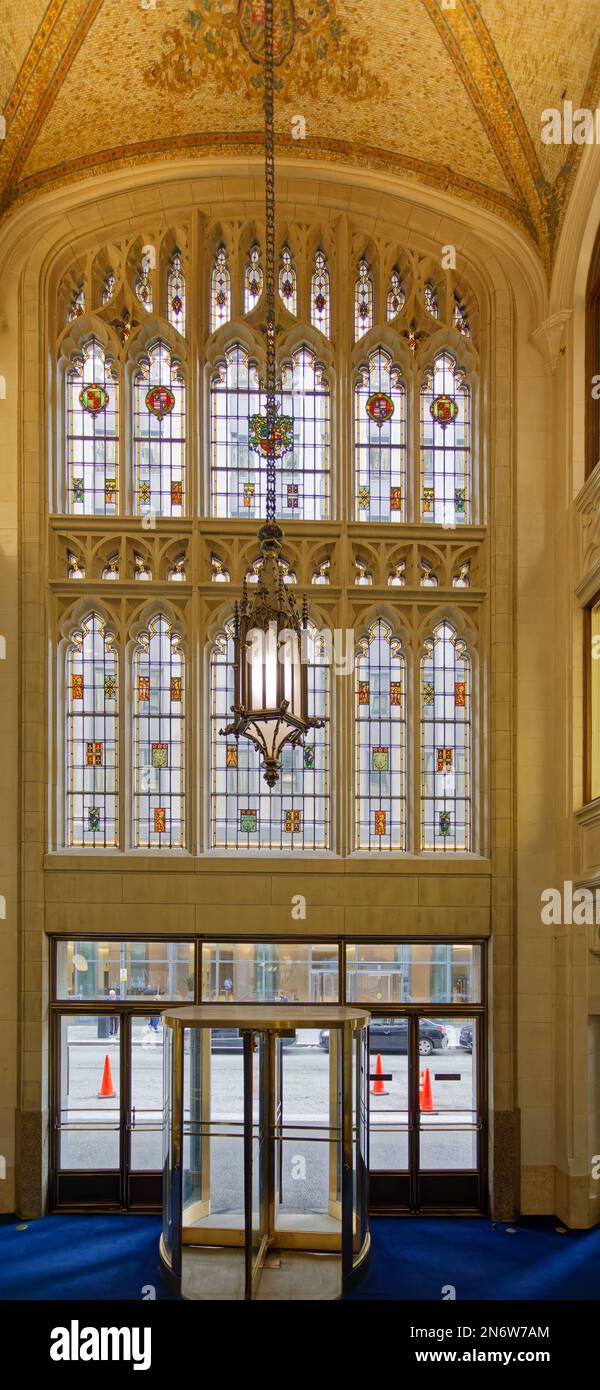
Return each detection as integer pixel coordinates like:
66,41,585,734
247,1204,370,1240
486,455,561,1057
311,249,330,338
135,251,153,313
133,615,185,848
453,290,471,337
354,558,373,585
388,561,406,586
355,347,406,522
244,242,263,313
211,342,330,521
67,551,85,579
101,270,115,306
67,284,85,322
167,247,186,336
354,258,374,341
66,612,118,847
211,555,230,583
424,280,439,318
420,621,471,852
453,559,471,588
101,553,119,580
210,618,329,850
244,555,295,585
420,349,471,524
167,553,186,582
355,619,406,851
279,245,297,315
133,339,185,517
387,268,405,321
66,337,119,515
211,244,231,332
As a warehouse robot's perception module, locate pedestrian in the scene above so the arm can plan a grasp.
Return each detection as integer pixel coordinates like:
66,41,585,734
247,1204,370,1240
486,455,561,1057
149,993,161,1032
108,988,119,1037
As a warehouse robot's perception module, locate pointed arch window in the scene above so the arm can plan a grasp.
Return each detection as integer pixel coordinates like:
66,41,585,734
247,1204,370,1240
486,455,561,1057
135,251,153,313
101,270,115,306
244,242,263,313
420,350,471,524
66,337,119,515
355,619,406,850
387,268,405,321
210,618,329,850
420,620,471,852
354,258,374,341
279,245,297,315
311,249,330,338
210,342,261,517
66,612,118,847
67,284,85,322
167,247,186,336
133,615,185,848
355,348,406,522
211,244,231,332
133,339,185,517
279,345,330,521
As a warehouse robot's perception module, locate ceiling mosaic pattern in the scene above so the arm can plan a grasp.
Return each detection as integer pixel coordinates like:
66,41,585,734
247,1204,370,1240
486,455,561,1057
0,0,598,272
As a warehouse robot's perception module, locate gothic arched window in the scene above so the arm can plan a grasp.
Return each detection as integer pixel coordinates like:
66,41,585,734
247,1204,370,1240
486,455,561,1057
354,257,374,341
167,247,186,336
355,619,406,850
311,249,330,338
387,268,405,321
65,337,119,514
132,615,185,848
420,620,471,852
210,618,329,850
133,339,185,517
279,345,330,521
420,350,471,524
279,245,297,315
66,612,118,847
355,347,406,522
244,242,263,313
210,342,261,517
211,244,231,333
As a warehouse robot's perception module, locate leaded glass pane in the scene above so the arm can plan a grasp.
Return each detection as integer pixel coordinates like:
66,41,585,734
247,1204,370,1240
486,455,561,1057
66,337,119,515
167,247,186,336
133,615,185,848
244,242,263,313
354,258,373,341
211,244,231,332
210,619,329,850
279,245,297,315
355,347,406,522
420,621,471,851
66,613,118,847
133,340,185,517
311,249,330,338
420,350,471,524
355,619,406,850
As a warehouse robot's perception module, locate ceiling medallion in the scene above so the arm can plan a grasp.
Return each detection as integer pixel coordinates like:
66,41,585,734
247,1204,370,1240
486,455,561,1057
79,384,109,415
145,385,175,420
238,0,297,65
366,391,394,428
430,393,458,429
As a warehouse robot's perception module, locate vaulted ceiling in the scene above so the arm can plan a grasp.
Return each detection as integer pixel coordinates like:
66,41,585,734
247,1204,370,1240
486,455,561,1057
1,0,599,272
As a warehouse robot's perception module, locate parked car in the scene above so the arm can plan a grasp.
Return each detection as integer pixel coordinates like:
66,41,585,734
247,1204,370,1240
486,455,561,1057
459,1024,473,1052
210,1027,297,1054
318,1019,448,1056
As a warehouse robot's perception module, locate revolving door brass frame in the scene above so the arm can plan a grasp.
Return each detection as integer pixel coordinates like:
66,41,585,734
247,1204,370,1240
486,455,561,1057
160,1004,371,1300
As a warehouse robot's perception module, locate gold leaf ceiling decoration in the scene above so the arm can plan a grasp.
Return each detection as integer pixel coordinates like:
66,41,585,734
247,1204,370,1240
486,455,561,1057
0,0,598,273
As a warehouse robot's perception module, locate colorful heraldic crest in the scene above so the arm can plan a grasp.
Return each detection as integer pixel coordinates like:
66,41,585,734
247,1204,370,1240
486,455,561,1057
79,383,108,416
138,675,150,701
170,677,182,702
437,747,453,772
366,391,394,427
151,743,168,768
104,676,117,700
240,809,257,832
284,810,301,832
71,674,83,700
358,486,370,510
303,746,315,769
249,412,294,459
358,681,370,705
88,807,101,832
423,680,435,705
145,385,175,420
238,0,297,64
390,682,402,706
154,808,166,833
374,811,386,835
454,681,466,707
439,810,451,835
430,394,458,429
86,741,103,766
373,747,389,772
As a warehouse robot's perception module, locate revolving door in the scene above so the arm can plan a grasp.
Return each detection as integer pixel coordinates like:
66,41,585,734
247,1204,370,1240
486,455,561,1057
160,1005,370,1300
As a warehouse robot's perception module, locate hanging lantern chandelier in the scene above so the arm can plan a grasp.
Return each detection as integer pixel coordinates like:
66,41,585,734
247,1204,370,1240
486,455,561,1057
220,0,324,788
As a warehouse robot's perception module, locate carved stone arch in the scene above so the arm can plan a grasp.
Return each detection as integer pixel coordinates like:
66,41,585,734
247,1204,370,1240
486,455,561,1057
158,537,189,581
419,338,477,390
415,607,478,659
277,325,335,382
89,243,123,314
204,322,265,376
124,318,188,373
350,538,382,586
57,313,121,365
90,534,123,579
449,543,480,588
128,602,188,659
125,535,154,582
353,605,411,654
59,597,120,649
351,331,411,385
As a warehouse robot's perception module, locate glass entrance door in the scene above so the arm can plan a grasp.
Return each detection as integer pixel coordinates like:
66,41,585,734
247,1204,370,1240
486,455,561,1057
368,1012,484,1211
53,1010,164,1208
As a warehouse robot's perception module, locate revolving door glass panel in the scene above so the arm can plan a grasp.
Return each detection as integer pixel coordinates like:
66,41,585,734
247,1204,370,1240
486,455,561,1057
161,1007,370,1301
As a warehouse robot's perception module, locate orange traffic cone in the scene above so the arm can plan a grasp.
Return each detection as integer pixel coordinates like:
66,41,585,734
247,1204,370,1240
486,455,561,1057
419,1067,433,1112
371,1054,389,1096
97,1054,116,1099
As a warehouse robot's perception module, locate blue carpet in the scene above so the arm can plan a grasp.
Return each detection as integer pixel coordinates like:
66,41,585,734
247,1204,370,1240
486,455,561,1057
0,1211,598,1300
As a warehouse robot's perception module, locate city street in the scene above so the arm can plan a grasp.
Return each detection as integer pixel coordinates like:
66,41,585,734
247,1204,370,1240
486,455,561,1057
59,1023,478,1206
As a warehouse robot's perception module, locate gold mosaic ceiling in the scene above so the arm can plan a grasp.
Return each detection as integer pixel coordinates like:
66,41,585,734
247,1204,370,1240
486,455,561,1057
1,0,599,269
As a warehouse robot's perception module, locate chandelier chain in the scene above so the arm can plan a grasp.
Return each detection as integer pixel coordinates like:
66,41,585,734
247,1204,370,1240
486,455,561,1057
264,0,277,522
